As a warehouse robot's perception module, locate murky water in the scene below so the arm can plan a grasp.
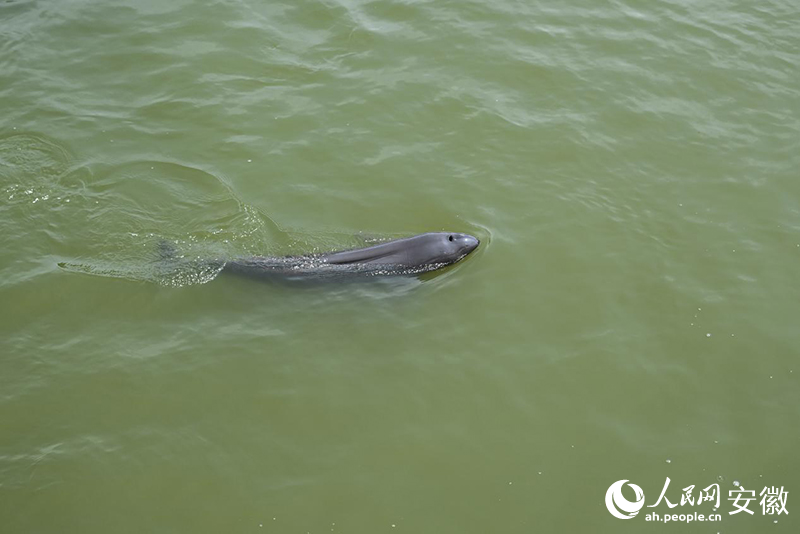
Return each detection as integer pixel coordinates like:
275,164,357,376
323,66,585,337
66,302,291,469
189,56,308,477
1,1,798,532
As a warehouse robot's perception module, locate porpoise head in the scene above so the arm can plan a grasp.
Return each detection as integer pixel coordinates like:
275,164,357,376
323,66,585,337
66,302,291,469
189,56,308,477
406,232,480,267
320,231,480,271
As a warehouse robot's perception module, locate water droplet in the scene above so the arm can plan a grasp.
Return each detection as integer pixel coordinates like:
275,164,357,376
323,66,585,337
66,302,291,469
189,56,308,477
666,459,671,464
706,333,712,337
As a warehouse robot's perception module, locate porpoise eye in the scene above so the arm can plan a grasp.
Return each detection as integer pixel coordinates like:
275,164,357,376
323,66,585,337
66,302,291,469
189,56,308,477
448,235,454,242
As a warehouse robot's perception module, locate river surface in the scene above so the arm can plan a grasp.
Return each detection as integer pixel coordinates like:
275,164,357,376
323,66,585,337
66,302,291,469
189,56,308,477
1,1,798,532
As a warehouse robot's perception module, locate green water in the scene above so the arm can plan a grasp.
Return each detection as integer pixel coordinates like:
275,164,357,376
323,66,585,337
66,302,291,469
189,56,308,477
1,0,798,532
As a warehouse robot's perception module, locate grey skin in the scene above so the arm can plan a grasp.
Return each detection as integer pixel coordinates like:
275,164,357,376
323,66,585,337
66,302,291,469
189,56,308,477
221,232,480,281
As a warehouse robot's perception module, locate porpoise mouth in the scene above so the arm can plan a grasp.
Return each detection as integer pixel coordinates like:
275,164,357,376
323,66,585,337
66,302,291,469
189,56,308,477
456,234,480,256
465,235,480,253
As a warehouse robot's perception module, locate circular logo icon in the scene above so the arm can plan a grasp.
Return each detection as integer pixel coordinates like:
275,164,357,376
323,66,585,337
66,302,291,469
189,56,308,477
605,479,645,519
